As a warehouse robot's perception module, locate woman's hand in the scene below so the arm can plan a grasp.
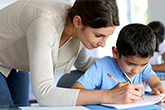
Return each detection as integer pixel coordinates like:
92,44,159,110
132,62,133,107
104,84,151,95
76,82,143,105
103,82,143,104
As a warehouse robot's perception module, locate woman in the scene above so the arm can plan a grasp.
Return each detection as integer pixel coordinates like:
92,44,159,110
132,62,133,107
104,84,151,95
148,21,165,71
0,0,143,106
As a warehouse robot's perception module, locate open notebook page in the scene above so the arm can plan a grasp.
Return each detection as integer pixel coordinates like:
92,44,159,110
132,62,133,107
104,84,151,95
101,93,164,109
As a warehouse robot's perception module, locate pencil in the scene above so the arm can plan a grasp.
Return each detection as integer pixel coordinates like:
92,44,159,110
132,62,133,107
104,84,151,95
107,73,119,83
122,72,132,83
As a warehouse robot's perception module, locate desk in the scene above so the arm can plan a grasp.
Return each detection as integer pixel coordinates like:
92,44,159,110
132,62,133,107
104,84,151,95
155,71,165,79
18,104,164,110
155,71,165,87
0,103,164,110
85,104,162,110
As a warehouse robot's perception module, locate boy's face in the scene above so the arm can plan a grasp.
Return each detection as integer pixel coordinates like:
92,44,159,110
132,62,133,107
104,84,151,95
112,46,151,78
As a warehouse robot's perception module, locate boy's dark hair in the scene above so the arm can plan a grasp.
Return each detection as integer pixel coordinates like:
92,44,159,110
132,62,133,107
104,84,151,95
67,0,120,28
147,21,165,52
116,23,156,58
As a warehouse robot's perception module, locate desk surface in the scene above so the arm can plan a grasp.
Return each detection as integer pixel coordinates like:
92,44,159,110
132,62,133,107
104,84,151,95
85,104,162,110
1,103,164,110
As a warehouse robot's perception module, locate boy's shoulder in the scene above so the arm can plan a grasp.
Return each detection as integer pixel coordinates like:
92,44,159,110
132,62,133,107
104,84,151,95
96,56,114,63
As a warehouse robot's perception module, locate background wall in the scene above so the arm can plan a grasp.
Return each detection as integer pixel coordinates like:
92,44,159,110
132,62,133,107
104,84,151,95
0,0,17,9
148,0,165,25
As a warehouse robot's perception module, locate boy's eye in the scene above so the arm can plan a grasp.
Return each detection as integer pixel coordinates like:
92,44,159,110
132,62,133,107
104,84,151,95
127,63,133,66
141,64,147,67
127,63,147,67
126,62,133,66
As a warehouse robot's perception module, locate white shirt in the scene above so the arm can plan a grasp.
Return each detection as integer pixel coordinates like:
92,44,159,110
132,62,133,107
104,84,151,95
150,39,165,65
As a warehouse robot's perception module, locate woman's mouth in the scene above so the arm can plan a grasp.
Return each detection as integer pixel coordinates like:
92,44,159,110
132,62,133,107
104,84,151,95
92,45,98,48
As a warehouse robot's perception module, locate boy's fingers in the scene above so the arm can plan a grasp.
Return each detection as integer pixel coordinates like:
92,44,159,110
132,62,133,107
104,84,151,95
152,88,160,95
161,97,165,103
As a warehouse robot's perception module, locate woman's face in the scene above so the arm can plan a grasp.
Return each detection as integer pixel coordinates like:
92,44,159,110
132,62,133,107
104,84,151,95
76,26,116,50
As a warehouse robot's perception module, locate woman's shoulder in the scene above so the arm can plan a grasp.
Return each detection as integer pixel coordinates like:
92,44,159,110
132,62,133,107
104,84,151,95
19,0,71,23
26,0,72,14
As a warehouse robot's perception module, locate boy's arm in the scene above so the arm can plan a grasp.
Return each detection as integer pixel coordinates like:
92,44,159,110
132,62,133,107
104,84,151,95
147,75,165,102
147,75,164,90
72,81,85,89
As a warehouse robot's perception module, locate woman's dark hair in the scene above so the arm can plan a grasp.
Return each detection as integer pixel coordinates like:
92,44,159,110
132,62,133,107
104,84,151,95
147,21,165,52
116,23,156,58
67,0,120,28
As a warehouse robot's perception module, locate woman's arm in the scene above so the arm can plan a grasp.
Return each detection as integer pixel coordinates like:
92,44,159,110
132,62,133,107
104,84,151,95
72,76,143,105
27,17,81,106
76,83,143,105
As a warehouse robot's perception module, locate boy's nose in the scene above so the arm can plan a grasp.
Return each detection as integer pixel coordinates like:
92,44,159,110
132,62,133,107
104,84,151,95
131,68,140,74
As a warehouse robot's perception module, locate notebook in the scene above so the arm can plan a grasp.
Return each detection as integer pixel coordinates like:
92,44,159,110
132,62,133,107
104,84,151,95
101,93,164,109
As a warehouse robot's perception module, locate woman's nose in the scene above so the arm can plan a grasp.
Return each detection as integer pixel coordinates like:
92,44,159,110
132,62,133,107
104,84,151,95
101,41,106,47
100,37,107,47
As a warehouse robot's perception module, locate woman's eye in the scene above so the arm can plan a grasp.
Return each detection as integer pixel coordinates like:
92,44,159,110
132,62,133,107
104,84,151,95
95,34,101,37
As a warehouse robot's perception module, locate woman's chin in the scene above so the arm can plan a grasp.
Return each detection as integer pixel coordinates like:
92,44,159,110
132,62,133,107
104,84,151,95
85,45,98,50
85,46,94,50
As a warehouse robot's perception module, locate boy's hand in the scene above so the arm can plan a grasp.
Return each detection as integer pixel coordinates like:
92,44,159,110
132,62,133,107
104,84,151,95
152,88,165,102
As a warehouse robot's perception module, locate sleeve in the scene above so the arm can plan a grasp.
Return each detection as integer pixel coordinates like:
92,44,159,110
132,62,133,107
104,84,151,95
77,60,102,89
26,17,80,106
142,63,156,83
159,39,165,54
74,47,100,72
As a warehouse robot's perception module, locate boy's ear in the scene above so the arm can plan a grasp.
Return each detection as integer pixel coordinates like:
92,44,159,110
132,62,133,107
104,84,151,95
112,46,119,59
73,15,83,29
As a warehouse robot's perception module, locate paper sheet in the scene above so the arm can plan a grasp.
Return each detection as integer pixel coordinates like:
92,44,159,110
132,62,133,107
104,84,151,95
19,105,89,110
101,93,164,109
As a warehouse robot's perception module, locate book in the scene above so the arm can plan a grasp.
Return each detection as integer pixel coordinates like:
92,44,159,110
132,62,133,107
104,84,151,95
101,93,164,109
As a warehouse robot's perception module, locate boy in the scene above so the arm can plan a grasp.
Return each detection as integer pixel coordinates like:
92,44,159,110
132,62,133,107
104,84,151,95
72,23,165,102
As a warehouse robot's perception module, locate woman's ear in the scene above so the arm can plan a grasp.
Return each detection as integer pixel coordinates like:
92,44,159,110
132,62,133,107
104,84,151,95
73,15,83,29
112,46,119,59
